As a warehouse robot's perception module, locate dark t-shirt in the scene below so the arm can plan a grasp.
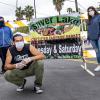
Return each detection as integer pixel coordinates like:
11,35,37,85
9,44,33,70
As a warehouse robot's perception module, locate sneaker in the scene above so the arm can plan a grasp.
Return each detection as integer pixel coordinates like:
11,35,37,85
0,70,5,74
94,66,100,71
0,71,5,74
16,79,26,92
33,86,43,94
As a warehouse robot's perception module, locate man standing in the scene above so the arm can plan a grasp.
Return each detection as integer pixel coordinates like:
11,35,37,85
4,34,45,93
0,16,13,74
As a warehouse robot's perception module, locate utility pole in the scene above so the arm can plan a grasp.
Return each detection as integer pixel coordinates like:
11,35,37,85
16,0,18,9
66,0,79,12
75,0,78,12
34,0,37,18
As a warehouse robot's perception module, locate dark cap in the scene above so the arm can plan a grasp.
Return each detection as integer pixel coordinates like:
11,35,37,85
0,16,3,18
0,17,4,21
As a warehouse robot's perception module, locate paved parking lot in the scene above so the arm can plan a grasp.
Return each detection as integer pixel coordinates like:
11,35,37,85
0,59,100,100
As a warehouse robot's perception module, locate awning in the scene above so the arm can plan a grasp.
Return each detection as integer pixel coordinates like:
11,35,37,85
5,20,28,28
80,13,88,19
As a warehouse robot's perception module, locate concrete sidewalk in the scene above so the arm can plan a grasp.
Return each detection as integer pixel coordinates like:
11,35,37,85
0,59,100,100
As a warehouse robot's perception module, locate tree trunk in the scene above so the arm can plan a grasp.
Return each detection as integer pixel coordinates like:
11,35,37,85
59,11,60,15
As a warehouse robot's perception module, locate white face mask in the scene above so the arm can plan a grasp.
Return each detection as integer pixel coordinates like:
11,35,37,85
15,41,24,49
88,10,95,16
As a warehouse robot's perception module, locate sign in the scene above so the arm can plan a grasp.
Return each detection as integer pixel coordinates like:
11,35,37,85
37,43,82,59
30,14,80,39
31,16,80,30
30,14,82,59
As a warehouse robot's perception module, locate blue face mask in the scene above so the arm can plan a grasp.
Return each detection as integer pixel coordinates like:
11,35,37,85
0,21,4,27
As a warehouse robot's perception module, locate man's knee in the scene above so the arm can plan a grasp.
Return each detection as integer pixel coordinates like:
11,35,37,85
4,70,15,81
33,60,44,71
36,60,44,69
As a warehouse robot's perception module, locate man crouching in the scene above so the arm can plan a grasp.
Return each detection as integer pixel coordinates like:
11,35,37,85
4,34,45,94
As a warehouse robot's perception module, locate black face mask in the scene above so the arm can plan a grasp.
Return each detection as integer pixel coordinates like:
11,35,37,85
0,21,5,27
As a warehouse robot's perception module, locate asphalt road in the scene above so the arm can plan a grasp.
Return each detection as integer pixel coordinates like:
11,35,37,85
0,59,100,100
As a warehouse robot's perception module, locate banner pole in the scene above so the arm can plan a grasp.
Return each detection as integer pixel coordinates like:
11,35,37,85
80,18,95,76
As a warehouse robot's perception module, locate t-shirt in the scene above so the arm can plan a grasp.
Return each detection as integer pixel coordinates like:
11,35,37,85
9,44,33,70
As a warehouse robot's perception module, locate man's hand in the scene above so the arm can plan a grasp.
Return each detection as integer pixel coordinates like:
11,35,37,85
15,62,26,69
21,57,34,65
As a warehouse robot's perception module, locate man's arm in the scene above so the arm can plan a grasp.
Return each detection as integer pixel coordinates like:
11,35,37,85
29,44,45,61
4,49,16,70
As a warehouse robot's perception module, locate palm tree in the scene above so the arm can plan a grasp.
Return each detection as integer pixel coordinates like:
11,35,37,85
67,8,73,14
53,0,65,15
24,5,34,21
15,7,24,20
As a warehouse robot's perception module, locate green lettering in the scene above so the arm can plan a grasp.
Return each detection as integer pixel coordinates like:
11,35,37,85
39,20,45,26
45,18,50,24
57,16,62,23
62,17,68,23
50,17,53,23
32,24,38,30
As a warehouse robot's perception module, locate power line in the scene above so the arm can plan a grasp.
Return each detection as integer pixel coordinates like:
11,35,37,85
0,1,15,8
65,0,74,2
90,0,99,4
65,0,79,12
78,2,86,10
36,11,51,16
65,0,87,11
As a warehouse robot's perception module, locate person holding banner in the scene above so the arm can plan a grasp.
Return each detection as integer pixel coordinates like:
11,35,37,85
4,34,45,93
87,6,100,71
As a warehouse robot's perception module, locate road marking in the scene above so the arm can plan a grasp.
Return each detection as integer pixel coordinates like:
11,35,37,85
67,59,96,76
67,59,97,64
81,65,95,76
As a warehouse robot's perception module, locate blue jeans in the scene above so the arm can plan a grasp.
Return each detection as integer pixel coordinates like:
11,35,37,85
90,39,100,64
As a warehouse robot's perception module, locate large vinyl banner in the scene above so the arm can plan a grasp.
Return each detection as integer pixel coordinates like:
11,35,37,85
30,14,81,59
37,43,82,59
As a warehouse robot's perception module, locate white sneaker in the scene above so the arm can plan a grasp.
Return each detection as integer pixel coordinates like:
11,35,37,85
16,79,26,92
94,66,100,72
33,86,43,94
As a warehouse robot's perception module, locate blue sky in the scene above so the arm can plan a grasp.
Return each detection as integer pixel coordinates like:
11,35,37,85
0,0,100,21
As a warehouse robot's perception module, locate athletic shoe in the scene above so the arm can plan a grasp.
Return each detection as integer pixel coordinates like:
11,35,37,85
16,79,26,92
94,66,100,72
33,86,43,94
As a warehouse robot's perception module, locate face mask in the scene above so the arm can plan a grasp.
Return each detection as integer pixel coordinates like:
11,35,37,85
0,21,4,27
15,41,24,49
89,10,95,16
